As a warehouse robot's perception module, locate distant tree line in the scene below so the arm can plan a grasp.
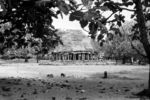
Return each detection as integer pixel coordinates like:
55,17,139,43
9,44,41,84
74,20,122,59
102,21,148,65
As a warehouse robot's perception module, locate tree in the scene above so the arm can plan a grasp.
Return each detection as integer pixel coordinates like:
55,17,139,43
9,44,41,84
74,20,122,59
103,33,127,64
103,32,146,64
120,21,147,64
0,0,68,55
0,0,75,63
68,0,150,91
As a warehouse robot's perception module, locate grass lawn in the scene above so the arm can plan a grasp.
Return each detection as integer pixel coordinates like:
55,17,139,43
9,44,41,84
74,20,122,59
0,59,149,100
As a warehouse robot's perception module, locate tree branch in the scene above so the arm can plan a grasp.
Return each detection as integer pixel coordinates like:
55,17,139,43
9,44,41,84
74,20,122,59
120,7,135,12
107,19,117,23
105,12,116,21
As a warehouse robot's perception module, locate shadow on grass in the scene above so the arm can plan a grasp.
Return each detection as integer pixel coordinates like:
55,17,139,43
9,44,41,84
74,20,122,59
136,89,150,98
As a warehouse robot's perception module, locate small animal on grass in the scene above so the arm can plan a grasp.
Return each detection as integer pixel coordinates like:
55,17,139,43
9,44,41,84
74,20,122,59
61,73,66,77
1,86,11,92
52,97,56,100
66,97,72,100
78,97,87,100
47,74,54,78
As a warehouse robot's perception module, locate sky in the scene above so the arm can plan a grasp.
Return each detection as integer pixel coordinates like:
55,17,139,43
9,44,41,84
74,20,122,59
53,15,83,30
52,0,134,34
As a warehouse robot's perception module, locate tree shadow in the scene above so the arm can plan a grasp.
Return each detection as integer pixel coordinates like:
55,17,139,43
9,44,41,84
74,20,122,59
136,89,150,99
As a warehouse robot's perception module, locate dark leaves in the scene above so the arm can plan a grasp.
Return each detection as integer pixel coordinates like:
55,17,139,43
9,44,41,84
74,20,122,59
89,22,98,32
132,31,140,40
146,13,150,20
122,0,129,3
98,6,109,11
80,19,88,28
0,35,4,43
131,14,135,19
69,0,77,5
123,1,134,7
117,21,122,27
81,0,91,6
110,25,122,36
103,2,119,12
89,22,94,31
0,0,63,53
114,14,125,26
69,11,84,21
107,33,114,41
58,1,70,15
88,22,98,39
100,41,103,46
97,34,104,41
21,0,36,8
0,1,7,16
125,2,133,6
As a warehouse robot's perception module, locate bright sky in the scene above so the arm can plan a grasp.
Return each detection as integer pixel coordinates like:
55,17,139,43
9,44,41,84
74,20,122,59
53,15,83,30
53,12,133,35
52,0,134,34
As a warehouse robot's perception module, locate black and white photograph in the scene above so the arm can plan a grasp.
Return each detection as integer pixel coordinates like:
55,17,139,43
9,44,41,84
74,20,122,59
0,0,150,100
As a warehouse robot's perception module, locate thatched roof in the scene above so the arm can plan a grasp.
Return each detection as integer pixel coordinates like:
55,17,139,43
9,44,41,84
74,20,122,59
53,30,100,53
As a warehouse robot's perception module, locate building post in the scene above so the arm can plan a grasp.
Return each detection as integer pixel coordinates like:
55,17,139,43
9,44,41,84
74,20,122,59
64,54,66,60
55,53,57,60
63,54,65,61
82,53,85,61
87,53,89,61
58,53,60,61
73,53,76,61
89,53,91,60
91,54,93,60
81,53,83,61
82,53,84,61
79,53,81,60
67,53,69,61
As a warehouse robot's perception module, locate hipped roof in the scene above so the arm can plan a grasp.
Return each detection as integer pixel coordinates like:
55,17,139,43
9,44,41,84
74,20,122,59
53,30,100,53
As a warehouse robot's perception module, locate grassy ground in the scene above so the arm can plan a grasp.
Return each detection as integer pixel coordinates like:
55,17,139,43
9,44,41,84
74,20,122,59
0,59,149,100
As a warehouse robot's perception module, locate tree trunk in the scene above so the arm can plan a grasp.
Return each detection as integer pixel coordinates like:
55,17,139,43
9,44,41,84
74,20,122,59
122,56,126,64
130,57,133,65
135,0,150,89
115,57,118,64
37,54,39,63
24,57,28,62
149,59,150,90
6,0,12,9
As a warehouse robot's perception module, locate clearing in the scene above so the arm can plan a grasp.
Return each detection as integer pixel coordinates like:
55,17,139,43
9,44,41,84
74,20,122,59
0,61,149,100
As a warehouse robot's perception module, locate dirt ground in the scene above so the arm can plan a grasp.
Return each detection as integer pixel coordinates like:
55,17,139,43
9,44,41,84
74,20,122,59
0,60,149,100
